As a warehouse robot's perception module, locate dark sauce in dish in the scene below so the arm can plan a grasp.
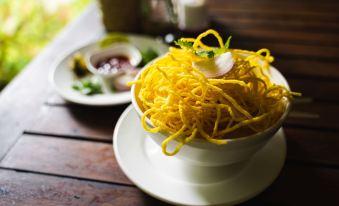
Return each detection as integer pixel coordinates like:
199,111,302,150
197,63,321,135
95,55,135,74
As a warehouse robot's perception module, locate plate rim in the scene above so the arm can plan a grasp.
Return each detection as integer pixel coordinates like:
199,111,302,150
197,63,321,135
49,35,168,106
113,105,286,206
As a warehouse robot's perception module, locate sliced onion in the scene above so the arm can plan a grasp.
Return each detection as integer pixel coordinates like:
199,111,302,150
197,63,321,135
192,52,234,78
113,70,138,91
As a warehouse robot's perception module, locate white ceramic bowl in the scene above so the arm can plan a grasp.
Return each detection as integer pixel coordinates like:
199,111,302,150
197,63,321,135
131,65,290,167
86,43,141,88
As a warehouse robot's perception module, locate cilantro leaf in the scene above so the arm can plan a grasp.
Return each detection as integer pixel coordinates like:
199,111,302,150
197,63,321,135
195,50,215,58
175,35,232,59
72,79,103,95
174,39,193,49
212,47,226,57
213,36,232,56
138,48,159,67
100,33,129,48
224,36,232,49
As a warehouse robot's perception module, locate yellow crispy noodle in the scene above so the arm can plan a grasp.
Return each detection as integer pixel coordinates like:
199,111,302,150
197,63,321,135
131,29,301,156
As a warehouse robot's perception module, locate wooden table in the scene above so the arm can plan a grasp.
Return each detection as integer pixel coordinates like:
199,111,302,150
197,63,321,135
1,1,339,205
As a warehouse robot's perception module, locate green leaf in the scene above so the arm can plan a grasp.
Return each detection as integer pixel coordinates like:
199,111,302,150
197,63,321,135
70,53,89,77
174,39,193,49
72,84,80,90
195,50,215,58
138,48,159,67
72,78,103,95
99,33,129,48
212,47,226,57
224,36,232,49
174,35,233,59
211,36,232,57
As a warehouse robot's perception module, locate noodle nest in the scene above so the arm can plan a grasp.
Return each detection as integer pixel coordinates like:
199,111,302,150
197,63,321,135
130,30,300,156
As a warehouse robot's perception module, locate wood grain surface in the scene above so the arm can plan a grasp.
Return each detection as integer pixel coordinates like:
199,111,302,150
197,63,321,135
0,135,131,185
249,163,339,206
0,0,338,205
0,170,167,206
285,128,339,166
27,104,128,140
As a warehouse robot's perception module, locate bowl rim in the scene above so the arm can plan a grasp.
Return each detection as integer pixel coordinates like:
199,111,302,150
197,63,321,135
130,58,291,145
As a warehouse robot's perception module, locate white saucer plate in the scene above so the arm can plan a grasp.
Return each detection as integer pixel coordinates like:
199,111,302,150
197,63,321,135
50,35,168,106
113,105,286,206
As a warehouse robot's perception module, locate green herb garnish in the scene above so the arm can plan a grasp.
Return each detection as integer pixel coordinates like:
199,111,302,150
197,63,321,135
72,79,103,95
138,48,159,67
69,52,89,77
99,33,129,48
175,36,232,59
174,39,193,49
224,36,232,49
195,50,215,58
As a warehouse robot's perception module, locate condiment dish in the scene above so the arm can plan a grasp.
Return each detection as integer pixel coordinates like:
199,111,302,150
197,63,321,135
86,43,142,89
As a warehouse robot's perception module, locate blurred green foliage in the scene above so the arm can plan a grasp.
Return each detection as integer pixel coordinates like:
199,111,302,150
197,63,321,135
0,0,90,90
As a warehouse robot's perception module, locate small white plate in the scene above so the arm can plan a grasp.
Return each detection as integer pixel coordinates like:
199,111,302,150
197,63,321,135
114,105,286,206
50,35,168,106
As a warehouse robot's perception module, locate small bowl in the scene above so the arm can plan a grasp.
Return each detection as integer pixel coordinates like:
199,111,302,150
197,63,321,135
86,43,141,88
131,64,291,167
